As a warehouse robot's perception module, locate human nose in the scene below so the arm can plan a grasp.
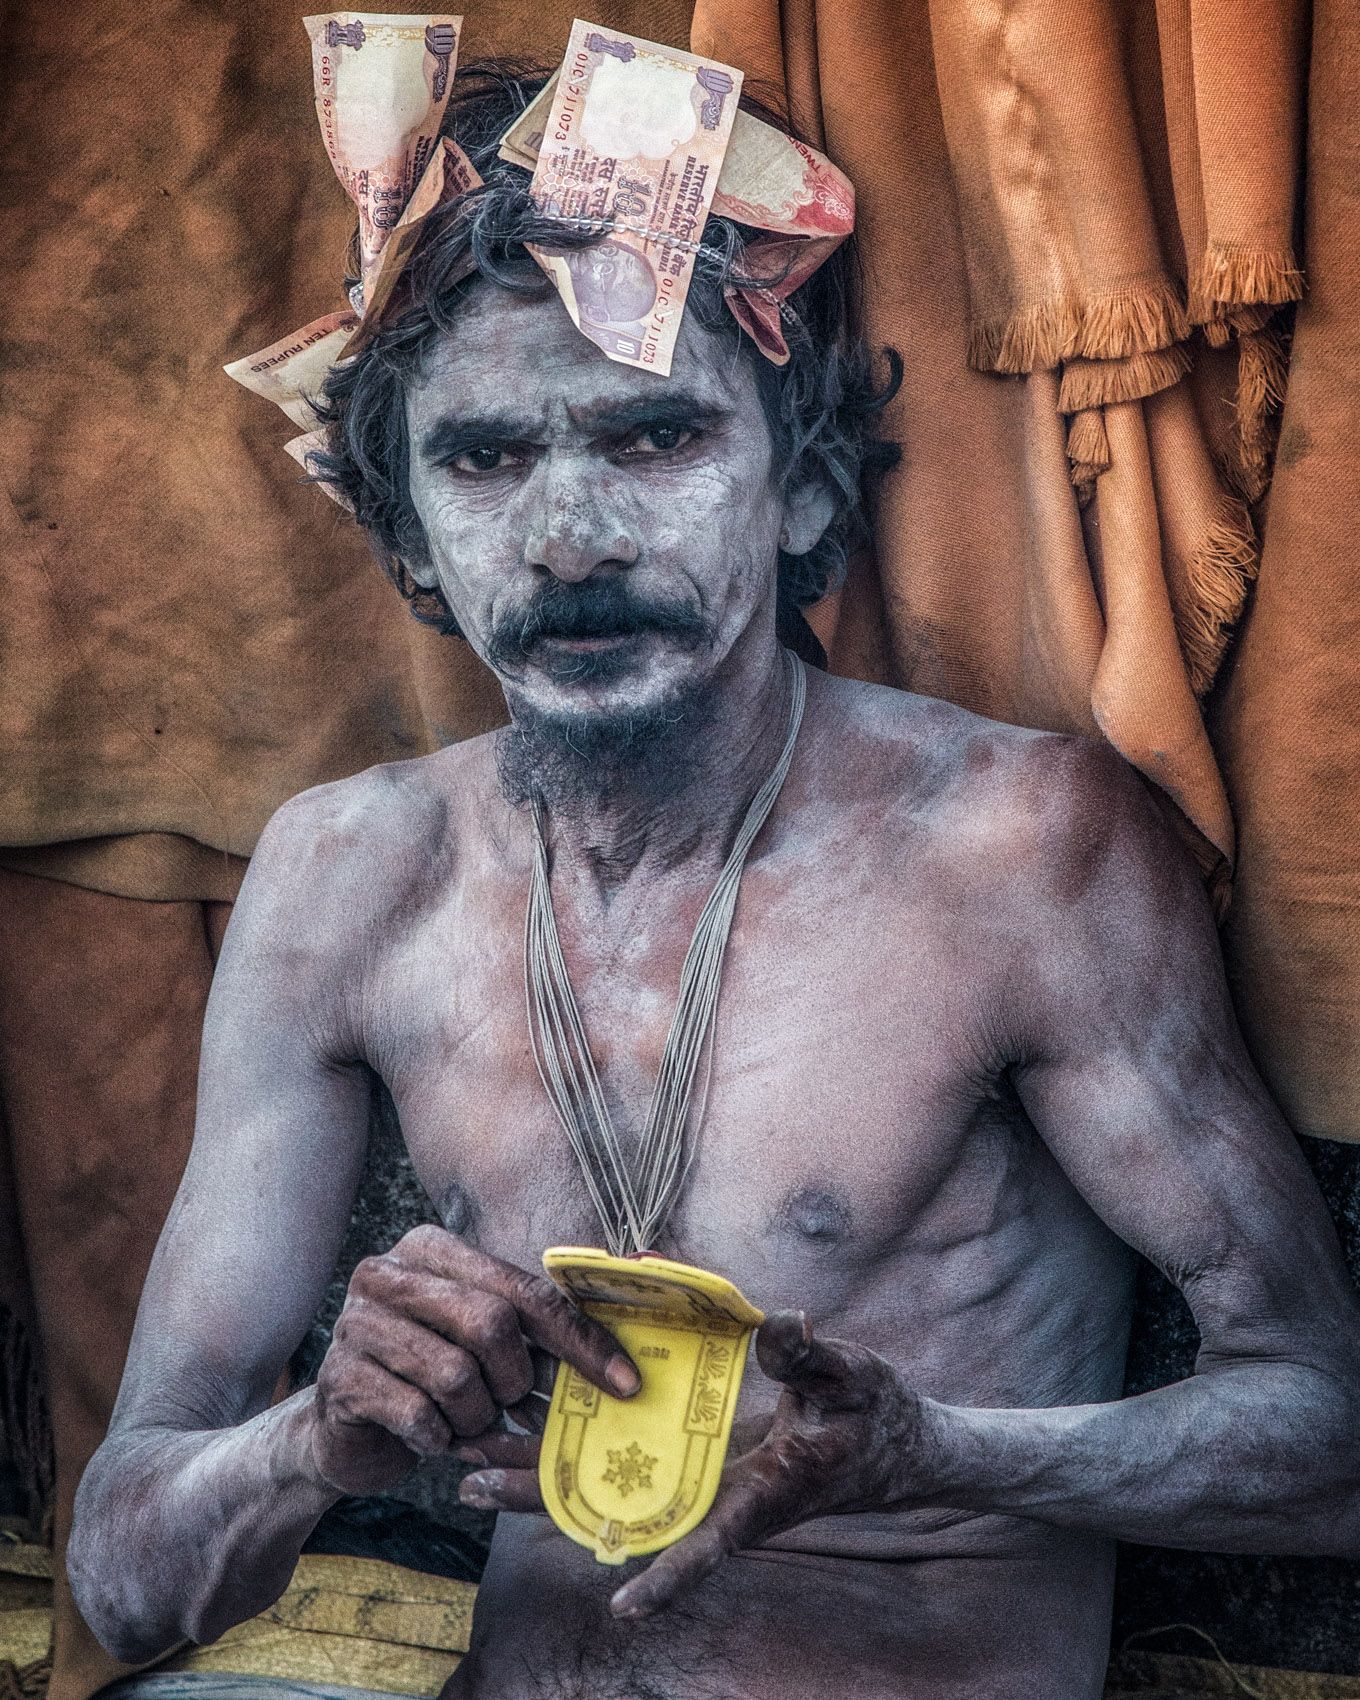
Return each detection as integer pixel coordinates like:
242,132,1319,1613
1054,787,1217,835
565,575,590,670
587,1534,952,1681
521,459,639,584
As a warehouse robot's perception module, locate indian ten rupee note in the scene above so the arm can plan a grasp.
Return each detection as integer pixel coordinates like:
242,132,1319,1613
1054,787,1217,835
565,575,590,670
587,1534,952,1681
502,70,853,363
345,136,483,347
525,22,743,376
223,310,360,429
304,12,462,295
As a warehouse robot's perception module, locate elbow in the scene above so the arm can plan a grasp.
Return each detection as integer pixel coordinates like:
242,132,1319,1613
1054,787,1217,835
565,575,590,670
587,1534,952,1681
68,1460,185,1665
1287,1354,1360,1558
67,1538,176,1667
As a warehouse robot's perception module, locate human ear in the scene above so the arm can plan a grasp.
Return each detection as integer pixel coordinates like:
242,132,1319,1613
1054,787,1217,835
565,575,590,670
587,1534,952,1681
778,479,837,557
404,551,440,590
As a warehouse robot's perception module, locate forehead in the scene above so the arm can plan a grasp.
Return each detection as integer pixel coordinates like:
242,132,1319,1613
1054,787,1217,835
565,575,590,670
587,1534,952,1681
405,278,763,424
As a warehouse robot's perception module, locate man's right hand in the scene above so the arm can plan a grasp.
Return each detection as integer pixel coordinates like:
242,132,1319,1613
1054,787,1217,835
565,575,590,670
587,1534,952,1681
307,1226,641,1496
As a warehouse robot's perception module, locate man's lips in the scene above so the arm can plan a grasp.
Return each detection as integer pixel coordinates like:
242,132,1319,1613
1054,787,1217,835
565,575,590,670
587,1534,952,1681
531,630,652,652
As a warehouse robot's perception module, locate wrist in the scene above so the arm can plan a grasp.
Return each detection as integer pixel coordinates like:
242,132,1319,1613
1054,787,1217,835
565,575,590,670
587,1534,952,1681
270,1386,344,1510
882,1391,971,1511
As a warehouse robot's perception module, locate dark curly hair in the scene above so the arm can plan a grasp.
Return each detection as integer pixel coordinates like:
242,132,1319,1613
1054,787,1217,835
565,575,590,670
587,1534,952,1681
310,60,901,639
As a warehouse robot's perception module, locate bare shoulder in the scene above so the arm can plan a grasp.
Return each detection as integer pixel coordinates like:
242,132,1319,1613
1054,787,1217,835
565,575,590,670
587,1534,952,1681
238,733,503,953
811,673,1195,920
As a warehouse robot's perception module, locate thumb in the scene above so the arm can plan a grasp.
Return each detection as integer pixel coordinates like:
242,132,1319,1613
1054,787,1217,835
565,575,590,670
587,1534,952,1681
755,1311,875,1409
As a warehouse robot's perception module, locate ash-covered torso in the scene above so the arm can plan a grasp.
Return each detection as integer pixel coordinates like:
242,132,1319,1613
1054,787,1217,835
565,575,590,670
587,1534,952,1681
324,672,1139,1700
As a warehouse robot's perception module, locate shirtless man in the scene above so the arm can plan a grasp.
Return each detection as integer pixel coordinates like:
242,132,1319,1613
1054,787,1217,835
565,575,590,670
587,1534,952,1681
70,70,1360,1700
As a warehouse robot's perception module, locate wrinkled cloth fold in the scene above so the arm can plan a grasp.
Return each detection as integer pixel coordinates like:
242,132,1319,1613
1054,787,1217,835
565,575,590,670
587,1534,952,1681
692,0,1360,1143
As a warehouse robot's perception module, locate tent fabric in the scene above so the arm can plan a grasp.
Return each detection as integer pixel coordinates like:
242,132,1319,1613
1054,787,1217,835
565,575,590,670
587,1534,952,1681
691,0,1360,1141
1211,0,1360,1144
0,871,229,1700
690,0,1304,880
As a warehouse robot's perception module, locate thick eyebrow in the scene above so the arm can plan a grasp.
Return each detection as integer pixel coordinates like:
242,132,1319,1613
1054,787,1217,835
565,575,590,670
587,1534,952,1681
568,392,730,439
418,389,730,464
419,411,540,464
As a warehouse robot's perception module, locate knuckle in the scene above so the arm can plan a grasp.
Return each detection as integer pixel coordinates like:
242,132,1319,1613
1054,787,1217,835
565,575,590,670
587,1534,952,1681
467,1293,520,1349
348,1255,385,1296
398,1399,443,1451
332,1294,372,1342
435,1352,478,1400
401,1223,448,1260
320,1379,358,1422
503,1265,554,1314
565,1306,612,1362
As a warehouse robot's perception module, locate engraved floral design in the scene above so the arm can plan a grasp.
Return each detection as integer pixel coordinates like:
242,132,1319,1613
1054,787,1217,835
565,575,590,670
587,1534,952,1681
603,1441,656,1498
687,1338,733,1431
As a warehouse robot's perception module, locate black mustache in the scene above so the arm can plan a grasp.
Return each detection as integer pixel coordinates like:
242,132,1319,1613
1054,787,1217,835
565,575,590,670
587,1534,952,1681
486,583,705,668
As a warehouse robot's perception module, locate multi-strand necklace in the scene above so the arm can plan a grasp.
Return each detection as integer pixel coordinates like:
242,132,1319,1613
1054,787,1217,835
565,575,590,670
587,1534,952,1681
523,650,807,1255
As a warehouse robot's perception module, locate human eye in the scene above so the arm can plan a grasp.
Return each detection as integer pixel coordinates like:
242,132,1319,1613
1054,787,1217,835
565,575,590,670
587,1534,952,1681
448,444,521,475
619,421,699,458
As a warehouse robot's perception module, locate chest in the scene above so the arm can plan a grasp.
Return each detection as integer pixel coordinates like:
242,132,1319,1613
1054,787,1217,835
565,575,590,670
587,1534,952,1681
368,858,1030,1325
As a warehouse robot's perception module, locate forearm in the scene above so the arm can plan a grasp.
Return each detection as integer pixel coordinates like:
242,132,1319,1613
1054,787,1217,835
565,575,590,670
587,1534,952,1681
915,1359,1360,1554
70,1387,340,1663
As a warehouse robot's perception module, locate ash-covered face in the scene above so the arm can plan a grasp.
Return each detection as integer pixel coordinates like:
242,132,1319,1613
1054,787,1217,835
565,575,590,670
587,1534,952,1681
402,281,833,730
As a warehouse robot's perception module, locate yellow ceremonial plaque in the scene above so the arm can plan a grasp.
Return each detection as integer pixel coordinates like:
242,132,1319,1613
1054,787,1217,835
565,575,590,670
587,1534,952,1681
539,1247,765,1565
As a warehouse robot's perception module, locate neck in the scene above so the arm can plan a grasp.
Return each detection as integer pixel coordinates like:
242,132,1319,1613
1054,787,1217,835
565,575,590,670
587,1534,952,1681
517,628,795,892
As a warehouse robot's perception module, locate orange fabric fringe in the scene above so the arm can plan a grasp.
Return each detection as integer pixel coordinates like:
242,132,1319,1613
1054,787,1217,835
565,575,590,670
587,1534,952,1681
1058,346,1193,412
1190,242,1305,323
968,283,1191,374
1176,498,1260,698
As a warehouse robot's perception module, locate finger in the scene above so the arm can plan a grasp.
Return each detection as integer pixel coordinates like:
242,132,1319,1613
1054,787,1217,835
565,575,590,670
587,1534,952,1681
455,1430,541,1470
353,1260,536,1409
388,1230,640,1399
506,1390,550,1434
458,1468,546,1514
325,1356,453,1459
609,1460,787,1619
343,1310,499,1437
755,1312,878,1411
505,1348,556,1434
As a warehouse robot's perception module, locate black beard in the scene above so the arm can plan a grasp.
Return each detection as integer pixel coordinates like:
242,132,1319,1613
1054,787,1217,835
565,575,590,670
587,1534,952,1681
495,678,714,815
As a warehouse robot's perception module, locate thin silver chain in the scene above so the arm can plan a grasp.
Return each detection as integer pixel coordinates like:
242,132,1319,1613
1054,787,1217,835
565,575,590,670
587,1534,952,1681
524,650,807,1255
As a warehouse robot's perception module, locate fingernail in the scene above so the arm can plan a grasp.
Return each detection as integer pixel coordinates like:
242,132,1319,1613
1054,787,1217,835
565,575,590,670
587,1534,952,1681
798,1310,813,1345
455,1447,487,1467
610,1591,646,1620
607,1354,642,1397
459,1472,499,1508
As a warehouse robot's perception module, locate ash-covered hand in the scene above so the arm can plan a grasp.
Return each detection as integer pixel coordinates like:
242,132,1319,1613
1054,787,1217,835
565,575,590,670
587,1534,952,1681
308,1226,640,1497
458,1310,940,1618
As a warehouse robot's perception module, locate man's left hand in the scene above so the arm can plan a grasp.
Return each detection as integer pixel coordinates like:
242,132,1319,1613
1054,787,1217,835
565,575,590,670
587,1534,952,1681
457,1310,942,1618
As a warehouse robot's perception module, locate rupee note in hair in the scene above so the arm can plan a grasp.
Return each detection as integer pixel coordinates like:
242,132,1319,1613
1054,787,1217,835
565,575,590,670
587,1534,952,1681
502,68,853,364
525,22,743,376
303,12,462,294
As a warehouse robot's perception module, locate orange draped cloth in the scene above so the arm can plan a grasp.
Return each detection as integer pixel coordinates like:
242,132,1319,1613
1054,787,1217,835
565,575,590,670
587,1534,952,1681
692,0,1359,1143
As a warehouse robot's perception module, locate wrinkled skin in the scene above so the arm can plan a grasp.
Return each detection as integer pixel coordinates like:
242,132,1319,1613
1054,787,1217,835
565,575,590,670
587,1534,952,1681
71,288,1360,1700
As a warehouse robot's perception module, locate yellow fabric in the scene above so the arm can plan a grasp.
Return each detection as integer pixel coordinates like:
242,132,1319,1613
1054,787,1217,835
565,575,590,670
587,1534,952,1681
173,1554,474,1696
1106,1648,1360,1698
0,1546,473,1698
